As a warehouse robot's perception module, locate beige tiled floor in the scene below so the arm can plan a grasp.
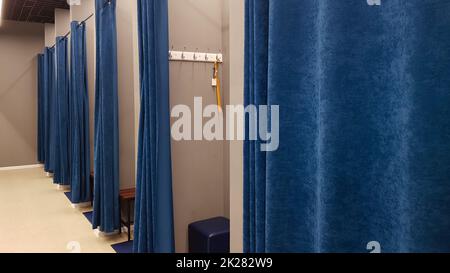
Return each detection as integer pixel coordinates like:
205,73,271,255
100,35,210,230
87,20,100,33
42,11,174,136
0,167,128,253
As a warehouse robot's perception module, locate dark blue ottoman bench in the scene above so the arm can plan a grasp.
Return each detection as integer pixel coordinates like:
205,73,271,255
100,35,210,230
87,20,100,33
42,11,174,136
188,217,230,253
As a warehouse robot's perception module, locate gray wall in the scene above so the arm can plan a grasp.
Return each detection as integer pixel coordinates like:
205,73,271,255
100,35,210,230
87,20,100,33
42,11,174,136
169,0,229,252
221,0,231,220
55,9,70,37
44,23,55,47
116,1,137,190
0,20,45,167
225,0,245,253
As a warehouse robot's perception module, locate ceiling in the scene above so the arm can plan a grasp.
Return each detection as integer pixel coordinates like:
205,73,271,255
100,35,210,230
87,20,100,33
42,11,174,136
2,0,70,24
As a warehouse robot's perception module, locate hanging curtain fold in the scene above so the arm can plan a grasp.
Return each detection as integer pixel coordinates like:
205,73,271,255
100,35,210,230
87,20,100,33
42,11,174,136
93,0,120,233
44,47,56,174
37,54,45,163
53,37,70,185
133,0,174,253
244,0,269,254
244,0,450,253
69,21,91,204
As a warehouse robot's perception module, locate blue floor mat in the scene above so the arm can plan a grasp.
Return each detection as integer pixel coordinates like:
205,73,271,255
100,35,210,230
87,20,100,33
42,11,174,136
83,211,93,224
64,191,72,203
111,241,134,253
65,192,92,207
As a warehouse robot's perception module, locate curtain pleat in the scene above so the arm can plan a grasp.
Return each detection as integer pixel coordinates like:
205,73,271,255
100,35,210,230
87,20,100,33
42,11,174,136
45,47,56,174
54,37,70,185
37,54,45,163
70,21,91,204
133,0,174,253
244,0,270,254
93,0,120,233
244,0,450,253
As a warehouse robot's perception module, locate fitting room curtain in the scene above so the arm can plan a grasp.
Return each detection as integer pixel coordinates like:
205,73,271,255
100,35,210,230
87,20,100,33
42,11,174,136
133,0,174,253
37,54,45,163
53,37,70,185
92,0,120,233
44,47,56,173
244,0,450,253
70,21,91,204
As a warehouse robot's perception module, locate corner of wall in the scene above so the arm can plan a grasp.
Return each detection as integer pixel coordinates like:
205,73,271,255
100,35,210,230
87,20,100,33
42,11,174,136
227,0,245,254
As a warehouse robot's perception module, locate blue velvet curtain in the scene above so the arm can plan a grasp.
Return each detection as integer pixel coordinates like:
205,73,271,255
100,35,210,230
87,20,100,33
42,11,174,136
133,0,174,253
244,0,450,253
93,0,120,233
54,37,70,185
70,21,91,204
37,54,45,163
44,47,56,173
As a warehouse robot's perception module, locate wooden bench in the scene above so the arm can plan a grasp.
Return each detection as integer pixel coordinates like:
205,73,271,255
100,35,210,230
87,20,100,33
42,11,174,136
119,188,136,241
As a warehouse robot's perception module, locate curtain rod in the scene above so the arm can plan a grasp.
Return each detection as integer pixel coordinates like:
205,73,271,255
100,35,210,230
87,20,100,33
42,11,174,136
81,13,94,24
49,13,94,49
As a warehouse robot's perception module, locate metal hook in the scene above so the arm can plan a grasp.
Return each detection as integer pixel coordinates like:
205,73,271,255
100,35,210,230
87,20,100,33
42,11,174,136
169,46,174,59
194,48,198,60
181,47,186,60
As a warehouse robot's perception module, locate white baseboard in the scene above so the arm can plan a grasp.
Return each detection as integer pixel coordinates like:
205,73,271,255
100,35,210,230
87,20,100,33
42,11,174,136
0,164,43,171
93,226,133,238
57,185,71,191
94,229,120,238
121,225,135,234
71,202,92,209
